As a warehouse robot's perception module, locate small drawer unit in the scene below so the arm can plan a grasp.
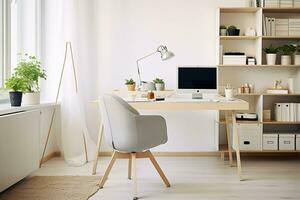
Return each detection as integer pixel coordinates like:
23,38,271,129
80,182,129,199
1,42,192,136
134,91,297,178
235,124,262,151
279,134,295,151
263,134,278,151
296,135,300,151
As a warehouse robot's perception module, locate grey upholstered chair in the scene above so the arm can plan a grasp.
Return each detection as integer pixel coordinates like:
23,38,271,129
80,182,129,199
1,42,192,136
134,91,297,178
98,94,170,200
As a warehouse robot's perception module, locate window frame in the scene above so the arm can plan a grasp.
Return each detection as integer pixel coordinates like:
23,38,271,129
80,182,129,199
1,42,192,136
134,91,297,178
0,0,11,88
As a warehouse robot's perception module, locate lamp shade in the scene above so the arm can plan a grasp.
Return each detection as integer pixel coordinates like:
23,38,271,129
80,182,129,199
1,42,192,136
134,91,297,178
157,45,175,61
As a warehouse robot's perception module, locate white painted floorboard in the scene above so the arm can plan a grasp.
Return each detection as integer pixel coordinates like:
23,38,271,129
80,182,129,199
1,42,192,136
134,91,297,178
33,156,300,200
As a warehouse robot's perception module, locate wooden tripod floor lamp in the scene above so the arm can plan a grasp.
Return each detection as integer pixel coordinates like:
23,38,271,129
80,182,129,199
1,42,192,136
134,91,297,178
39,42,88,167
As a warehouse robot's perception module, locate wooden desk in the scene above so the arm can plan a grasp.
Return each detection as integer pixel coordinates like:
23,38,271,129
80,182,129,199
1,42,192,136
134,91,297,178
92,97,249,180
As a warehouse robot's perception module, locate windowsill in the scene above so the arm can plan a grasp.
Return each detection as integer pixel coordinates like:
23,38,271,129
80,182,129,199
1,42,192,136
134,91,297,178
0,102,58,116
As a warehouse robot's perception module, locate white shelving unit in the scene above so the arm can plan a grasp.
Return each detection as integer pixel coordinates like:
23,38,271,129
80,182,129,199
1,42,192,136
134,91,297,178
216,7,300,153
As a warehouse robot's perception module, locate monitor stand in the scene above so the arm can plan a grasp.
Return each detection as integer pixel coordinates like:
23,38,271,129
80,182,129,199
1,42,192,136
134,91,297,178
192,90,203,99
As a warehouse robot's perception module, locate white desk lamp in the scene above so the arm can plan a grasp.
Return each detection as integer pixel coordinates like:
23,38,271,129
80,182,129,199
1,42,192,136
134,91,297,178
136,45,174,91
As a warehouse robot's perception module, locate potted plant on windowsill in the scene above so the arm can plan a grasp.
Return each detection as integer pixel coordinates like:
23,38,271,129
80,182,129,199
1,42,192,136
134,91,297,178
5,75,27,107
153,78,165,91
125,78,136,91
14,54,47,105
263,45,278,65
278,45,296,65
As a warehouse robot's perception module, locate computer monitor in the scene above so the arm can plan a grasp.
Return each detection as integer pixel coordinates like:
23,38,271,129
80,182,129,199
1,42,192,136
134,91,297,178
177,66,218,94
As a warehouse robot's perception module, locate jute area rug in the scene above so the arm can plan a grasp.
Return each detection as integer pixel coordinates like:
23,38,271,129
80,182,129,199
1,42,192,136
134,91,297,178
0,176,101,200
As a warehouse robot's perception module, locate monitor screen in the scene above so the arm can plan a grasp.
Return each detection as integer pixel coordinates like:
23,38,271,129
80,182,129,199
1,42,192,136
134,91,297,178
178,67,217,90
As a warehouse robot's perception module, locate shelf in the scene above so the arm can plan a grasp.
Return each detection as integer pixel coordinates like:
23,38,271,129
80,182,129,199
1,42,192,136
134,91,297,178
263,120,300,125
220,36,260,40
220,7,260,13
219,144,300,153
219,119,261,125
218,64,300,68
262,7,300,13
262,36,300,40
236,93,300,96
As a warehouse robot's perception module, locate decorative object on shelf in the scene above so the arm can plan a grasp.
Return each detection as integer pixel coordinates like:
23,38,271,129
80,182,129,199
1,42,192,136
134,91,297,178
267,80,289,94
245,27,256,36
263,45,278,65
294,44,300,65
227,25,240,36
223,52,246,65
246,57,256,65
153,78,165,91
288,77,295,93
225,84,234,100
238,83,254,94
220,25,227,36
136,45,174,91
263,110,271,121
278,44,296,65
14,54,47,105
5,75,27,107
125,78,136,91
236,113,258,121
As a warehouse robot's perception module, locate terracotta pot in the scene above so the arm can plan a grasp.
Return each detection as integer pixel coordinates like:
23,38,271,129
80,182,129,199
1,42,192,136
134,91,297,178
127,84,136,91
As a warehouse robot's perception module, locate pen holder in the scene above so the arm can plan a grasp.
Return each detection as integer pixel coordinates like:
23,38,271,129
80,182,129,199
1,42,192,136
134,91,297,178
225,89,234,100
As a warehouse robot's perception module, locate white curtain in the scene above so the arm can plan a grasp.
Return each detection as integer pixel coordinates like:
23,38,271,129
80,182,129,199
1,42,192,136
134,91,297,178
41,0,102,166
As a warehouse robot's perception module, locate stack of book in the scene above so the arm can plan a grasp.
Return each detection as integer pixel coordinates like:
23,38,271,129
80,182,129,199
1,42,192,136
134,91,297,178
275,103,300,122
276,19,289,36
264,0,279,7
289,19,300,36
280,0,294,7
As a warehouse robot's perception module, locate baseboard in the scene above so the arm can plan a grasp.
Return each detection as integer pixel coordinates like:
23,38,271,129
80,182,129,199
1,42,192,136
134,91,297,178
40,152,61,164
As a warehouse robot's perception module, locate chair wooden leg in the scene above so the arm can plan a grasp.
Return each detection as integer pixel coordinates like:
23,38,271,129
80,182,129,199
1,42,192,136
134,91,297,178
147,151,170,187
128,155,132,180
98,151,118,188
131,153,138,200
92,123,103,175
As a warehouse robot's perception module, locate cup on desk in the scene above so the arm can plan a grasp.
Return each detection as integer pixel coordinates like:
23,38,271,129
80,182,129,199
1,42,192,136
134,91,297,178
127,94,137,101
225,89,234,100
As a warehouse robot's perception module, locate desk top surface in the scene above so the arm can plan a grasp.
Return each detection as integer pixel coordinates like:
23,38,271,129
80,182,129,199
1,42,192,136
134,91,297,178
106,91,249,111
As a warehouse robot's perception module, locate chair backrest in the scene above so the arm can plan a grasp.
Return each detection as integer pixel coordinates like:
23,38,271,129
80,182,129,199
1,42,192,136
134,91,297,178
99,94,140,151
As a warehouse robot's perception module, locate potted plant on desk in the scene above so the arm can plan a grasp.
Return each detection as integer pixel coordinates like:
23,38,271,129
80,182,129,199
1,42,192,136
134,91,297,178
227,25,240,36
125,78,136,91
263,45,278,65
153,78,165,91
278,44,296,65
5,75,27,107
14,54,47,105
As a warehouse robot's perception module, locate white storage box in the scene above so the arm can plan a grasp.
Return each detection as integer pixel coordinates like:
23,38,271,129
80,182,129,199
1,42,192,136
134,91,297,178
223,55,247,65
263,134,278,150
279,134,295,151
296,135,300,151
234,124,262,151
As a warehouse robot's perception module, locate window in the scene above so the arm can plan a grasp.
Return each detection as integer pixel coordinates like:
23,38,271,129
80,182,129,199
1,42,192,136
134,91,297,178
0,0,10,88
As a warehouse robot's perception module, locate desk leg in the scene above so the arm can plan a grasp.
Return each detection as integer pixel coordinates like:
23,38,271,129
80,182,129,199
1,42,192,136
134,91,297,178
231,111,243,181
225,111,233,166
92,123,104,175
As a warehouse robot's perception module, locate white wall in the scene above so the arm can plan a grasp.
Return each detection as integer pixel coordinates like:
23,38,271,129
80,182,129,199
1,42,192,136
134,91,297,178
99,0,219,91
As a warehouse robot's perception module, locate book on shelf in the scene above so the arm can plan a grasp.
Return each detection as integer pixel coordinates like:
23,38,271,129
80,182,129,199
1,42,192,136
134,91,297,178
295,0,300,7
264,0,279,7
275,103,282,121
282,103,290,122
280,0,293,8
275,18,289,36
289,19,300,36
297,103,300,121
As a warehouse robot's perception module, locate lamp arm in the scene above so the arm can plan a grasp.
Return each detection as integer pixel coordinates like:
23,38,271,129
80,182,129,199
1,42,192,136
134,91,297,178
136,50,158,86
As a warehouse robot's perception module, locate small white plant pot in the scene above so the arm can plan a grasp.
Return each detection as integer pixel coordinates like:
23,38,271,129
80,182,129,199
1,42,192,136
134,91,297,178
155,83,165,91
220,29,227,36
266,54,277,65
294,55,300,65
281,55,291,65
22,92,40,105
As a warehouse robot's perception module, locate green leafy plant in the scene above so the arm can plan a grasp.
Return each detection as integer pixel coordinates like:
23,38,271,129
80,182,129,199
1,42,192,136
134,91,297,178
125,78,135,85
220,25,227,29
153,78,164,84
14,54,47,92
278,45,296,55
227,25,237,30
263,45,278,54
5,75,27,92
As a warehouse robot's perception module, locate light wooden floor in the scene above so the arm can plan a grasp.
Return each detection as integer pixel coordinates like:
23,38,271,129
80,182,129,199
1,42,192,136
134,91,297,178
33,156,300,200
